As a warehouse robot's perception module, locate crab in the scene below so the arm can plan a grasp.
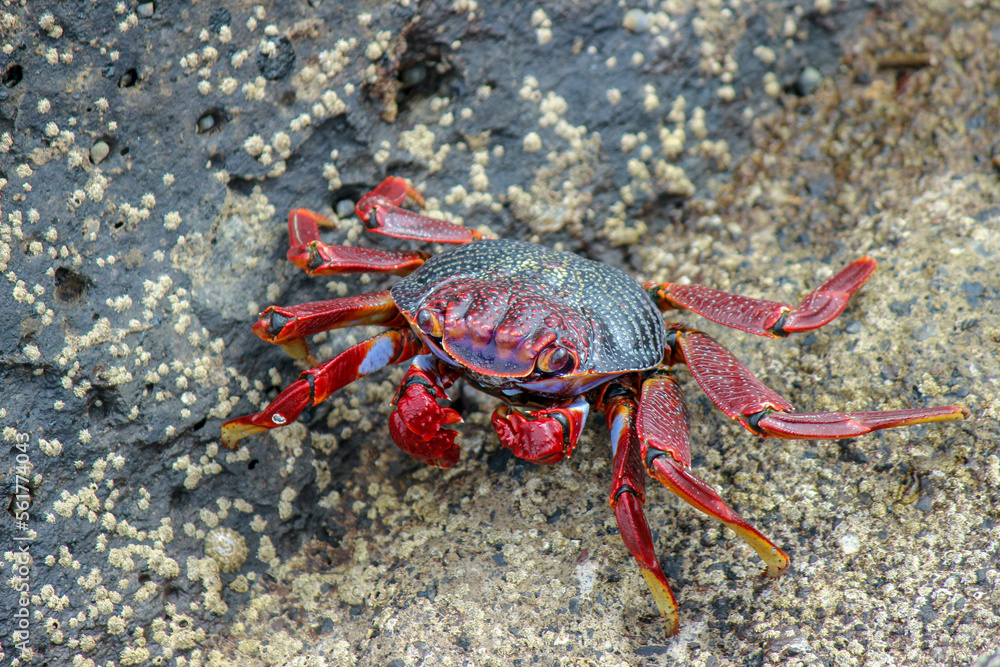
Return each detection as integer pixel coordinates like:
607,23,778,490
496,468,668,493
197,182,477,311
221,176,969,635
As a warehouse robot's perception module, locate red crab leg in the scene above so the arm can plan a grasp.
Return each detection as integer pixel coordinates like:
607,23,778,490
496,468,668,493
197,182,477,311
356,176,493,244
221,329,424,449
491,397,590,465
635,371,791,579
389,355,465,468
287,208,430,276
252,292,407,363
599,381,680,636
671,328,970,438
356,175,427,217
645,257,878,337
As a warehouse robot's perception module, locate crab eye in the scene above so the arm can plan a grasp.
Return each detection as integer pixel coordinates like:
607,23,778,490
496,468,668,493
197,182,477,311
415,308,444,337
536,344,574,374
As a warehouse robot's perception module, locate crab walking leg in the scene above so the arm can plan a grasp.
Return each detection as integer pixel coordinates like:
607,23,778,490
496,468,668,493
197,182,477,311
636,371,791,578
364,205,491,244
672,328,970,438
491,397,590,465
356,176,494,244
252,291,407,363
221,329,424,449
645,257,878,337
287,209,430,276
600,383,680,636
389,355,465,468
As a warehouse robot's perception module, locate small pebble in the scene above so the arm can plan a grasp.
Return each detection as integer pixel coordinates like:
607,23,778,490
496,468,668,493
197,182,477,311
196,113,216,133
335,199,356,218
400,62,427,88
118,69,138,88
90,140,110,164
137,2,154,19
623,9,650,33
797,66,823,96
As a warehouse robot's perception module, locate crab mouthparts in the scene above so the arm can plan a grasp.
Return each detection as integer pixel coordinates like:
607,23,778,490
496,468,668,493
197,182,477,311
439,331,545,377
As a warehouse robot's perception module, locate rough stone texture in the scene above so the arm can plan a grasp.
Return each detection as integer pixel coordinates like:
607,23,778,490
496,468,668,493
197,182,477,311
1,1,998,666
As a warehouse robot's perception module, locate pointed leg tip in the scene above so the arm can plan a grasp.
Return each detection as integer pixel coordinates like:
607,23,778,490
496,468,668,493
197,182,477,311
856,255,878,269
289,208,332,225
846,255,878,278
276,339,314,363
921,405,970,424
757,403,969,439
221,418,267,449
864,404,971,430
288,209,328,247
763,560,790,579
639,568,680,633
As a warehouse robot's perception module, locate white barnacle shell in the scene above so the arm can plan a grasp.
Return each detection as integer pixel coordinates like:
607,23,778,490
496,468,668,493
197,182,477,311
204,527,249,572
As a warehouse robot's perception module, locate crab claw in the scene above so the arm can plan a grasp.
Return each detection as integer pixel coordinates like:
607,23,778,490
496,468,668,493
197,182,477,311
492,407,567,464
491,398,589,465
394,381,463,440
387,356,464,468
389,410,460,468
